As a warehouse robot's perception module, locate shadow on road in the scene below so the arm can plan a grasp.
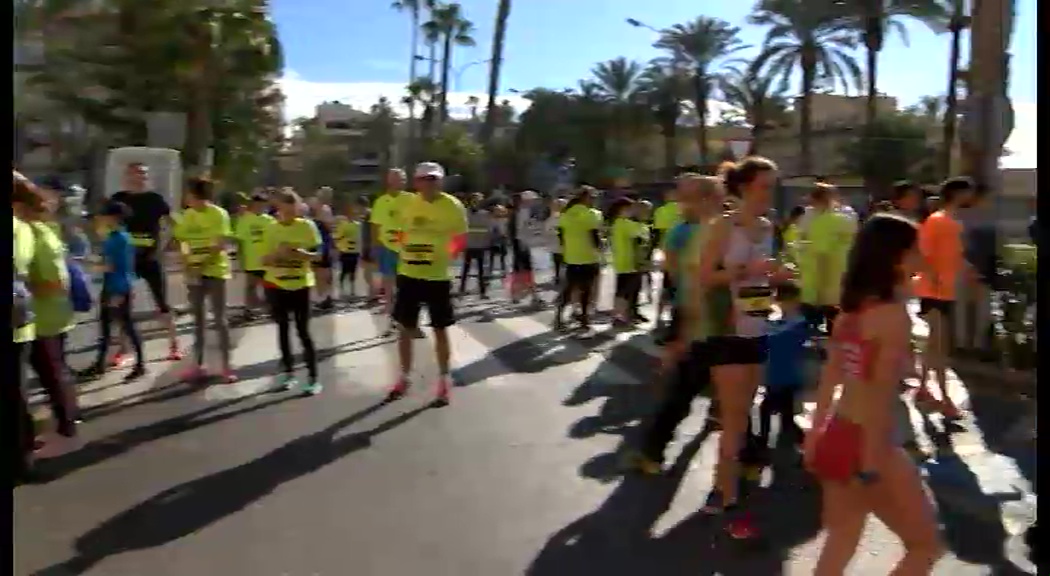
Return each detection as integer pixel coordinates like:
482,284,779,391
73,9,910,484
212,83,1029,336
33,399,431,576
35,390,301,482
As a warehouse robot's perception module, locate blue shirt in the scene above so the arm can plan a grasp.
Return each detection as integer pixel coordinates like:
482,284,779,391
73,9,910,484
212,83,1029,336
102,228,136,295
763,315,810,390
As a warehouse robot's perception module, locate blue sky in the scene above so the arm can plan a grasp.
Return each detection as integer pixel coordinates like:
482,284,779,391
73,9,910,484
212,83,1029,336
272,0,1037,166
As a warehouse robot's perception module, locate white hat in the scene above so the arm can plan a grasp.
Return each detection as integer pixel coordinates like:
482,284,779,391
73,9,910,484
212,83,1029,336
414,162,445,179
520,190,540,201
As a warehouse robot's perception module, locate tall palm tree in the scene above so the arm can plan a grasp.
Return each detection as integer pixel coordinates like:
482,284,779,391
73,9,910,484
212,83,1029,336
391,0,425,150
656,16,748,167
480,0,511,172
749,0,862,176
940,0,967,179
639,60,688,176
591,57,644,166
423,2,476,123
719,63,791,154
406,77,437,141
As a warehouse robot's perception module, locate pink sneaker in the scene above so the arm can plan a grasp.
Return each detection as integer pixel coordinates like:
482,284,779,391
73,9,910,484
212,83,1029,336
433,376,452,406
107,353,130,369
385,377,411,402
220,370,239,384
167,346,184,361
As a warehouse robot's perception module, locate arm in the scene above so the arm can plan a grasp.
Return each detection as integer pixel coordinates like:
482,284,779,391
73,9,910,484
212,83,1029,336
808,318,843,431
697,218,736,286
449,205,468,257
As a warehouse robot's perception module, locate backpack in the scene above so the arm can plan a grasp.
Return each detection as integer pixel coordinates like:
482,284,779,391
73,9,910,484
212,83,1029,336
67,258,94,313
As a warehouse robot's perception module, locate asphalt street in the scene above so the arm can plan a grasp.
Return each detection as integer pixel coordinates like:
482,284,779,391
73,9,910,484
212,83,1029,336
15,249,1038,575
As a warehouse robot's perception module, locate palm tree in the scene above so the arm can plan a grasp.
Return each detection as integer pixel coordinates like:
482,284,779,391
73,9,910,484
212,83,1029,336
423,2,476,123
480,0,511,176
466,95,480,121
406,77,437,141
940,0,968,179
591,57,644,166
719,63,791,154
367,96,398,173
656,16,748,167
639,60,688,176
391,0,425,149
749,0,862,175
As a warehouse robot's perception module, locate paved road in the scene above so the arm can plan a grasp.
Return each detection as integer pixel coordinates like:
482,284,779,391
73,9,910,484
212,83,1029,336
16,252,1037,575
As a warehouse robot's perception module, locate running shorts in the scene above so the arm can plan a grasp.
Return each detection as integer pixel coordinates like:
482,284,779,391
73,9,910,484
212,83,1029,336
393,275,454,330
133,249,171,314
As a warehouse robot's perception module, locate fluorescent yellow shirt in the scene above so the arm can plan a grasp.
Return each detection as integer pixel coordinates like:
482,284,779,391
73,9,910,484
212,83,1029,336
334,218,362,253
397,192,467,281
13,216,36,343
29,222,74,337
370,191,414,251
234,212,276,272
559,204,602,265
653,202,682,248
174,203,233,280
263,218,322,291
611,217,645,273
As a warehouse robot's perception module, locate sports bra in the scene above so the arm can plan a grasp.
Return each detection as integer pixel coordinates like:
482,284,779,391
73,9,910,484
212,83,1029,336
831,308,879,382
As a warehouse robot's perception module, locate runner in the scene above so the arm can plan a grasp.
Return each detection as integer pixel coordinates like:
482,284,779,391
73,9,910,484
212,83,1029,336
334,205,363,300
359,202,376,300
384,162,467,407
635,199,655,305
233,192,277,323
913,176,977,419
609,197,644,326
11,172,42,484
625,174,723,474
460,192,493,298
109,162,182,363
695,156,793,539
489,203,508,278
370,169,414,333
805,213,944,575
544,198,566,286
262,189,324,395
174,178,236,384
652,187,681,330
798,183,857,335
508,190,543,306
554,186,602,333
890,180,923,219
309,190,337,311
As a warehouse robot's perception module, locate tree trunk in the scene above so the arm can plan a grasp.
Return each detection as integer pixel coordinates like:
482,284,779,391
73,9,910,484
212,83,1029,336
694,72,708,168
481,0,511,187
663,125,677,179
799,47,817,176
406,8,420,167
439,32,453,123
942,4,964,180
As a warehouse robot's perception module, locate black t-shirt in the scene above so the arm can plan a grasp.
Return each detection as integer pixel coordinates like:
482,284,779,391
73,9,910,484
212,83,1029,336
110,190,171,251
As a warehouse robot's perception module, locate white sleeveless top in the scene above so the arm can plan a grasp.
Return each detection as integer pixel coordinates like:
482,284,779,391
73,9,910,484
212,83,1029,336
723,217,775,338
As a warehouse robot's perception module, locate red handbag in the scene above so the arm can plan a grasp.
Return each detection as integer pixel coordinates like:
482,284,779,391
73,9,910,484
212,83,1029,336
809,417,864,483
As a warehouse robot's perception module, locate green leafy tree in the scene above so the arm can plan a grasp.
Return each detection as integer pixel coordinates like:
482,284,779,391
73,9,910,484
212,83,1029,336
638,60,689,176
422,2,476,124
655,16,748,165
840,109,935,196
718,63,791,154
749,0,862,175
424,124,483,190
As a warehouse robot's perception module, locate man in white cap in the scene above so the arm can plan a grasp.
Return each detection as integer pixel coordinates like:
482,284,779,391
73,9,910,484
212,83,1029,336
385,162,468,407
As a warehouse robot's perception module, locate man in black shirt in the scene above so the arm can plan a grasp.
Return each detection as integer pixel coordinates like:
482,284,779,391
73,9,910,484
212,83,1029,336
108,162,182,363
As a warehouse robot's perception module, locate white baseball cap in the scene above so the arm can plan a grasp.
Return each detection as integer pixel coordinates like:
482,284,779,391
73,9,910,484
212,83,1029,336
414,162,445,179
520,190,539,201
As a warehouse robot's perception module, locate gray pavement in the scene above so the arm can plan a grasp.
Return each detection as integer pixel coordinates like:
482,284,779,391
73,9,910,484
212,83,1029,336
16,252,1037,575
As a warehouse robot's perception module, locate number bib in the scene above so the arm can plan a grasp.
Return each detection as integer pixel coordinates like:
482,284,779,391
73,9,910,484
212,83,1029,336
185,239,213,264
735,285,773,317
402,243,435,265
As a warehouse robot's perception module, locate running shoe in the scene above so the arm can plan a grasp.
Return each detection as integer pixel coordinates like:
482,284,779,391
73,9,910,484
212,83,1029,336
701,490,728,515
913,386,940,411
125,364,147,382
433,376,451,407
107,352,130,369
76,365,105,382
621,450,663,476
220,370,239,384
274,374,298,392
386,377,411,402
301,380,323,396
725,510,759,540
167,346,184,362
180,365,206,383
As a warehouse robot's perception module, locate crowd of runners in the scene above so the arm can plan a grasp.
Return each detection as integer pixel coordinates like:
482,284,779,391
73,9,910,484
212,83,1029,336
10,156,1018,573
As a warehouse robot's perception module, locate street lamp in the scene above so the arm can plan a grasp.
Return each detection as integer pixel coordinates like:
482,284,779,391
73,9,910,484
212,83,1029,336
413,56,491,91
625,17,661,33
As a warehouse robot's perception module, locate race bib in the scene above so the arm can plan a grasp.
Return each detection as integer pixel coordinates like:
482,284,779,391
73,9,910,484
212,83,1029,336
735,285,773,317
402,242,435,265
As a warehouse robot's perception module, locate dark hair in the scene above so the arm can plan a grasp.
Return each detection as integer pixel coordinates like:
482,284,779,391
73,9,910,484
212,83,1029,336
13,172,43,208
101,200,131,220
891,180,915,201
606,197,634,223
187,177,215,201
776,282,801,301
250,192,268,203
788,205,806,220
564,185,595,211
723,156,777,197
938,176,973,204
839,213,918,313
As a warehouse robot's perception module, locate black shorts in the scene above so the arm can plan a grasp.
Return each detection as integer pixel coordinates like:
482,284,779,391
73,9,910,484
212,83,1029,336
340,253,360,270
565,263,600,289
704,336,768,366
512,241,533,272
918,298,954,319
615,272,641,299
662,276,677,302
133,249,170,314
393,275,455,330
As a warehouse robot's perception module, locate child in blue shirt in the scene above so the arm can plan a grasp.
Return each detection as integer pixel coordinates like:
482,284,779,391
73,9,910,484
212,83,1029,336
756,282,810,449
85,201,146,381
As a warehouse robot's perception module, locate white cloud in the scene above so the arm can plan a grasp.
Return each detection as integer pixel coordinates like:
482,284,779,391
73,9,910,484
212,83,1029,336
277,70,1036,169
276,68,531,123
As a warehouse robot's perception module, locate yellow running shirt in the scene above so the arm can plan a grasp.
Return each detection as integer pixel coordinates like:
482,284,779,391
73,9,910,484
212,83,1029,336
371,191,414,251
174,203,233,280
611,217,645,273
397,192,467,281
263,217,322,291
234,212,276,272
653,202,682,248
334,218,361,254
13,215,36,343
559,204,602,265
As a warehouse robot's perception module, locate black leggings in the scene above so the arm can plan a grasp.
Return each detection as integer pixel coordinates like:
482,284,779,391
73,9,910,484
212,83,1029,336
459,248,488,295
268,287,318,381
641,341,714,460
489,242,506,274
551,253,563,284
94,291,144,370
557,263,599,323
339,253,360,293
